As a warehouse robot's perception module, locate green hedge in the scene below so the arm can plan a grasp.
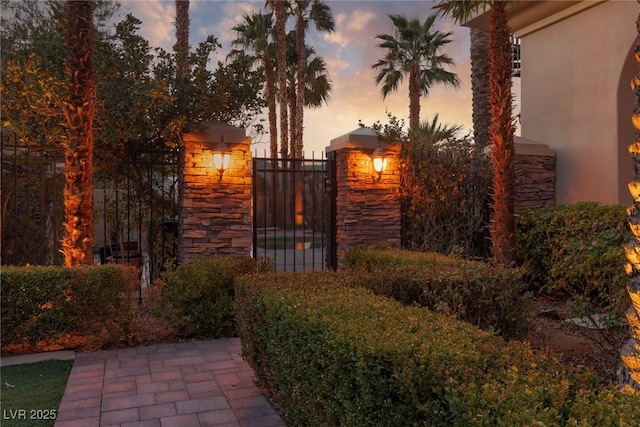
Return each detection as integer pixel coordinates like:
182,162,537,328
515,202,629,300
234,273,640,426
345,246,529,337
153,256,270,338
1,264,139,346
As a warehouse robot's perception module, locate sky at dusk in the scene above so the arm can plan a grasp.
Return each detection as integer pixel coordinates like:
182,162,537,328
117,0,521,155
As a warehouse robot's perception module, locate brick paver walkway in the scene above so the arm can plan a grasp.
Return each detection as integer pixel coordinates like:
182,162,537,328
54,337,287,427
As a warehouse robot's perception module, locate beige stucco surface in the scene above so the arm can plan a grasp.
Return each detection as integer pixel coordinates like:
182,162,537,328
519,0,637,205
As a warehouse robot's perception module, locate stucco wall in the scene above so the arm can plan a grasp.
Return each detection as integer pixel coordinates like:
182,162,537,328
520,0,636,205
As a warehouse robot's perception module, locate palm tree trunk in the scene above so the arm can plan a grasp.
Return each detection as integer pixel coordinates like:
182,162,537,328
62,0,95,266
620,11,640,393
470,27,490,148
175,0,189,81
265,56,278,160
287,79,304,226
294,13,305,159
408,66,421,130
275,0,289,158
488,1,516,266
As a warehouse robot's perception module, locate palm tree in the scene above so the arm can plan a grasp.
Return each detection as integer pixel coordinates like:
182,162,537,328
230,12,278,159
291,0,334,158
434,0,516,266
372,13,460,131
61,0,95,266
620,11,640,393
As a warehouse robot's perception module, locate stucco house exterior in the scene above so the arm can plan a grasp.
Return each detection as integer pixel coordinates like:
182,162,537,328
467,0,637,205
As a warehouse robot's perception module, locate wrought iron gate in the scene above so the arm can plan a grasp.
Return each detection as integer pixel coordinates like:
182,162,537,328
252,153,335,271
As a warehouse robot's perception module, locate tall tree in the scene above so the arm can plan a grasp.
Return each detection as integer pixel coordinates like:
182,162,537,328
230,12,278,159
434,0,516,265
621,11,640,393
61,0,95,266
291,0,334,158
470,28,490,148
372,14,460,130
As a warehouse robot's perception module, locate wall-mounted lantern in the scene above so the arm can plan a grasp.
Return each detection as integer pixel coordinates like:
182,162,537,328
212,135,231,181
371,146,388,179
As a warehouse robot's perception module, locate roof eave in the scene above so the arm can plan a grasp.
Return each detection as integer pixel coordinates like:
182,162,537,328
463,1,604,38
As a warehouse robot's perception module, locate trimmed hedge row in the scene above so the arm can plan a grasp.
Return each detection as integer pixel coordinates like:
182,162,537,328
1,264,139,346
345,246,530,337
234,273,640,426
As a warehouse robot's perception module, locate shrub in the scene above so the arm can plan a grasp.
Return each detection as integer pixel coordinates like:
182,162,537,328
1,264,139,347
345,246,530,337
362,114,491,258
154,256,269,338
515,203,630,349
235,273,640,426
402,129,491,257
515,202,629,300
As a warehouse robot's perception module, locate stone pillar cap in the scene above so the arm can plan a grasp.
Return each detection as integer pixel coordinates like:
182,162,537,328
183,120,250,146
514,136,555,156
327,127,400,152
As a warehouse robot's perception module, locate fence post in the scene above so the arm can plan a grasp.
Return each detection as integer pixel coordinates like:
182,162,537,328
179,120,252,263
327,127,401,269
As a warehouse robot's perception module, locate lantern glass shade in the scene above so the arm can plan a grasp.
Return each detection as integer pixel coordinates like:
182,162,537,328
372,147,387,174
212,142,231,173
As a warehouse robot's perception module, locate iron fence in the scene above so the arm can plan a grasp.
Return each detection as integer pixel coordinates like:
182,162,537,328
1,132,179,284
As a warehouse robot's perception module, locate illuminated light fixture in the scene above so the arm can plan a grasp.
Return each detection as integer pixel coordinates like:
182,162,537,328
212,135,231,181
371,146,388,179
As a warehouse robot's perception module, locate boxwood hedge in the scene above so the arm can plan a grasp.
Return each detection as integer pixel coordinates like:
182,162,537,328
345,246,530,337
234,272,640,426
1,264,139,346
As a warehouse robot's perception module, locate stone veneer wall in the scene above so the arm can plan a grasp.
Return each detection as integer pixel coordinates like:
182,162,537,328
179,137,252,262
332,146,401,268
514,142,556,212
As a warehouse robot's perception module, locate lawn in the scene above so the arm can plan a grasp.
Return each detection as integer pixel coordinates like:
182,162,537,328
1,360,73,427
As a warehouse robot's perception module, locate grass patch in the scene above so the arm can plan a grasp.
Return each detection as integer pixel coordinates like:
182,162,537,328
1,359,73,426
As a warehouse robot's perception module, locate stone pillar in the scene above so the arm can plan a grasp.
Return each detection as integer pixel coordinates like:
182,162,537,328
179,120,252,262
514,138,556,212
327,127,401,269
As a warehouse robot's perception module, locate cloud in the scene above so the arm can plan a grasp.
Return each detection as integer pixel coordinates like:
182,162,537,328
324,57,350,76
122,0,175,52
323,9,375,49
211,1,262,46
